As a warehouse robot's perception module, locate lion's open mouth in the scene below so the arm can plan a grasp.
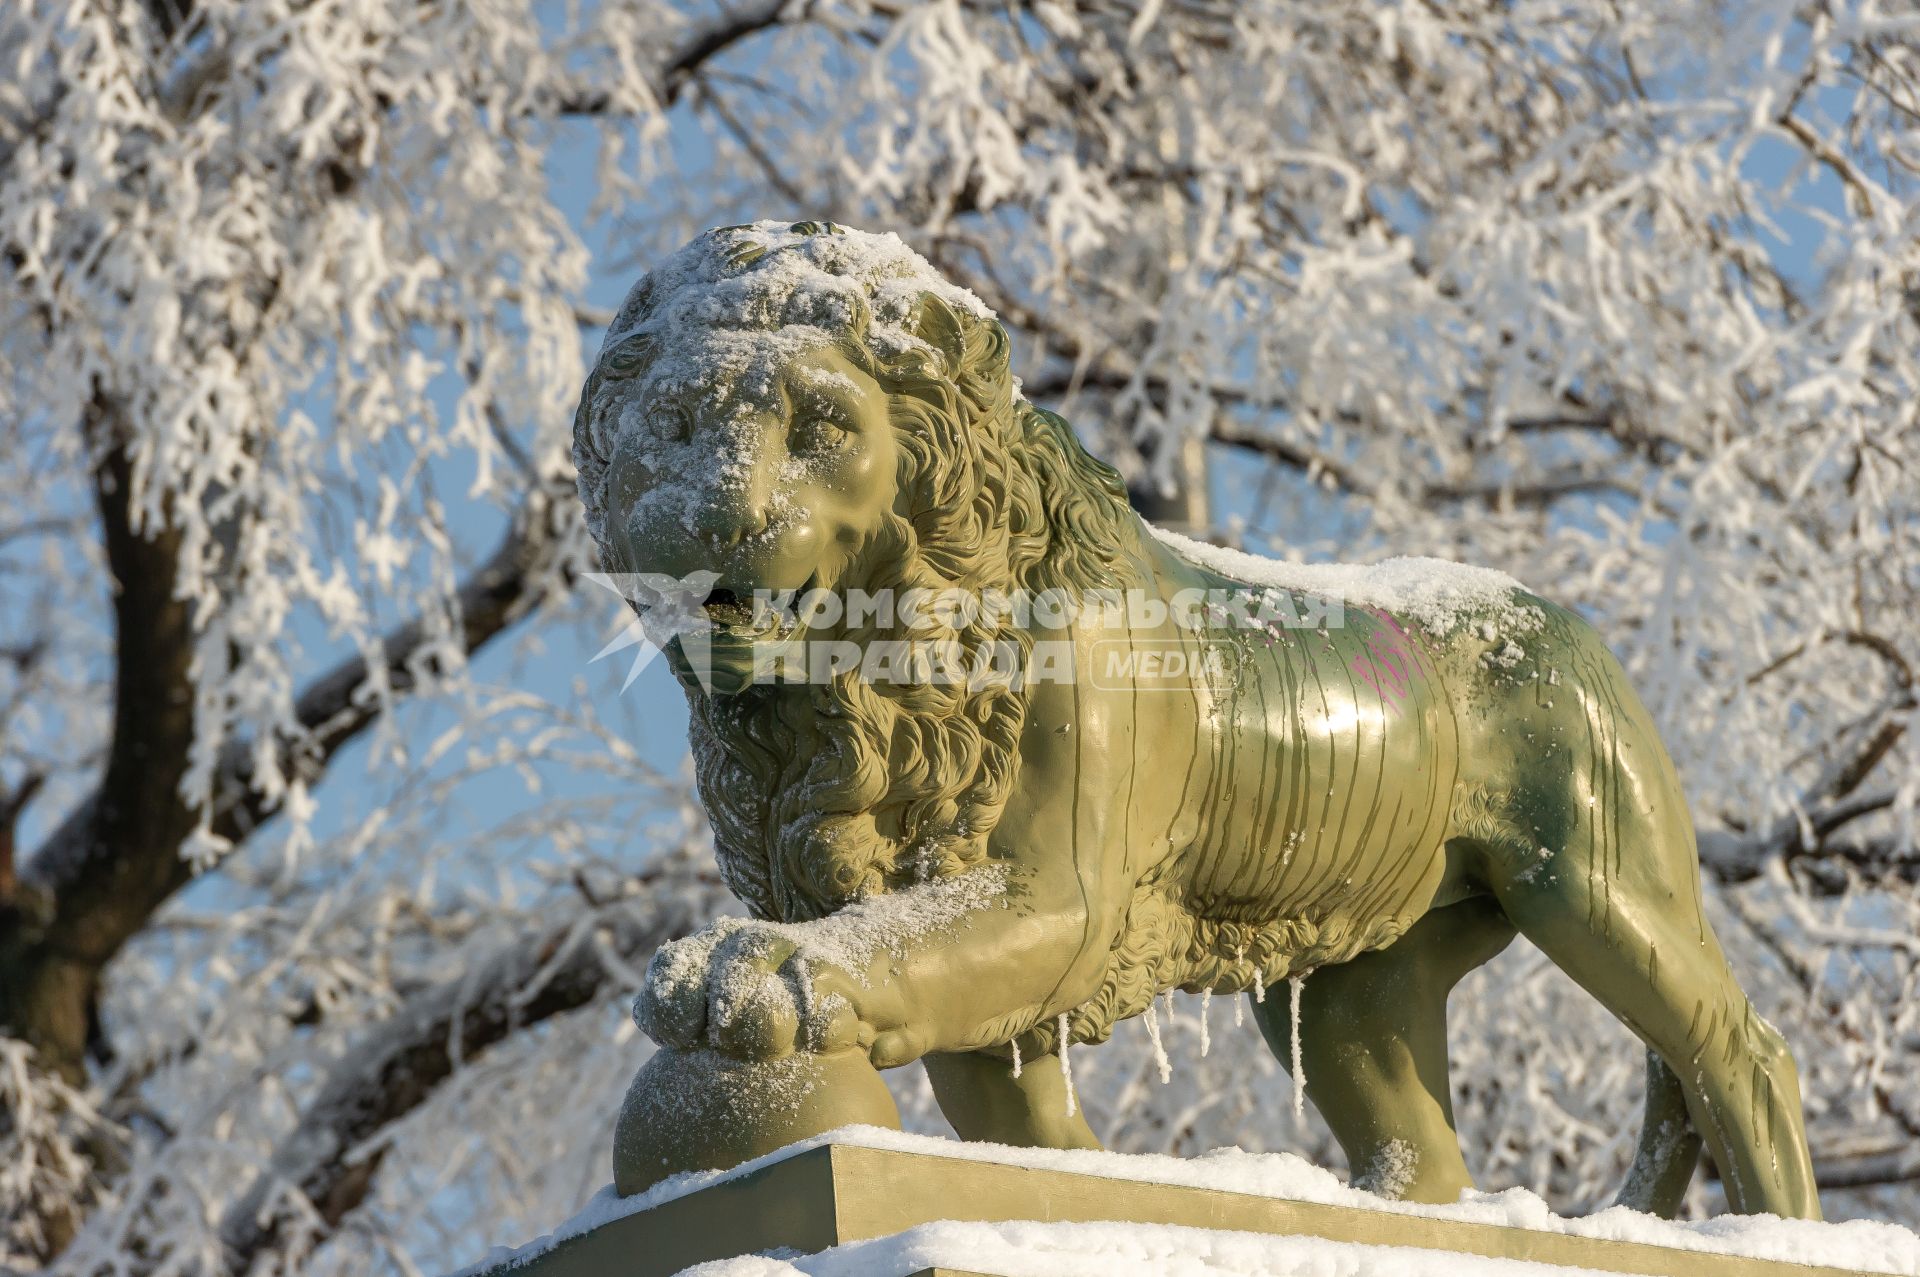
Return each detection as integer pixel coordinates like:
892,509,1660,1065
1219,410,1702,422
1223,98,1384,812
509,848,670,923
701,576,819,638
702,587,756,629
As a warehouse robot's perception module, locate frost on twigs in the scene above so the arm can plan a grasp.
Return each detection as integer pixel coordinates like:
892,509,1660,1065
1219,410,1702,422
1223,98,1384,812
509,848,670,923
1,0,603,866
0,1040,116,1267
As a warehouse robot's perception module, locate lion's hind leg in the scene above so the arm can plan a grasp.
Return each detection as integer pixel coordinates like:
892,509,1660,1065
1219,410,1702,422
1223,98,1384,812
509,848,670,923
924,1048,1102,1150
1252,896,1518,1204
1486,677,1820,1219
1495,848,1819,1218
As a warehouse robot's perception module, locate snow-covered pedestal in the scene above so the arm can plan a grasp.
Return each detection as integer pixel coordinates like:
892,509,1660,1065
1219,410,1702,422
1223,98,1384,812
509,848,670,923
459,1129,1918,1277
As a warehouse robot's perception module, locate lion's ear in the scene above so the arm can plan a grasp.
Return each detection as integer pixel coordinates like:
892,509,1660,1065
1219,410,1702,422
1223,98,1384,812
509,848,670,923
909,293,970,376
599,332,655,380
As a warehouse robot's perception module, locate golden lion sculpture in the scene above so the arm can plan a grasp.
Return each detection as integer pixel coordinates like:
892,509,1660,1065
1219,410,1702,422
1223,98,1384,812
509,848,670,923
571,221,1817,1217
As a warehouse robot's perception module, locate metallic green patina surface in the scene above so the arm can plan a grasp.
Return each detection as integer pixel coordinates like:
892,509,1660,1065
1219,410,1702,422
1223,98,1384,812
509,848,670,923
570,222,1819,1220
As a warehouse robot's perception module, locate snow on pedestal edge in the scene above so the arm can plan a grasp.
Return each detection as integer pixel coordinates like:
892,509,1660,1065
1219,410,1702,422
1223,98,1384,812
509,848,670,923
452,1126,1920,1277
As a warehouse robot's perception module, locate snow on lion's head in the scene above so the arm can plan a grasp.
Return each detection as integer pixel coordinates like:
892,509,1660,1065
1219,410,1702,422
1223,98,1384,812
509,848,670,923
573,221,1141,922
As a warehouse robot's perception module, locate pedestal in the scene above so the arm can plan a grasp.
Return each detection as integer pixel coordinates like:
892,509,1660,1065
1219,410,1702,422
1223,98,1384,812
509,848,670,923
465,1139,1875,1277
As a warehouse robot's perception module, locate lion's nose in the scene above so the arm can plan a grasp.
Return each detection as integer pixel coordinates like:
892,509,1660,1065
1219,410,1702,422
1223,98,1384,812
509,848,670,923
693,496,770,550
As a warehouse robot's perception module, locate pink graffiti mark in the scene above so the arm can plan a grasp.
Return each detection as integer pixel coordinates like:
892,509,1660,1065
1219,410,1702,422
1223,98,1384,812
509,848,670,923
1350,612,1422,716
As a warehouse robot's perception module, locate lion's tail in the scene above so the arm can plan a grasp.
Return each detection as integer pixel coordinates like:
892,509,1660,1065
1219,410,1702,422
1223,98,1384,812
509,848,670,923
1615,1047,1706,1217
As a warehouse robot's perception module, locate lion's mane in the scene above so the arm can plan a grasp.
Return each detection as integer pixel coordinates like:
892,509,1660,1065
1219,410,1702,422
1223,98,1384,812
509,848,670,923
574,223,1144,923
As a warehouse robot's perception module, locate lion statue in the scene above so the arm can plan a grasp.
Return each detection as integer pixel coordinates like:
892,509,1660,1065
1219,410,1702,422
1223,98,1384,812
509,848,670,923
571,221,1818,1218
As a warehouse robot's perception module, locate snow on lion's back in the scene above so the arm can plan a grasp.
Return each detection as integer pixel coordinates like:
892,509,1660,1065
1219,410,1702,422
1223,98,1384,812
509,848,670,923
1149,525,1545,639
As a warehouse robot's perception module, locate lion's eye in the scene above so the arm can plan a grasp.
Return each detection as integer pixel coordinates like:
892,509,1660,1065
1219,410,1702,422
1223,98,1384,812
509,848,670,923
793,417,850,453
650,405,693,443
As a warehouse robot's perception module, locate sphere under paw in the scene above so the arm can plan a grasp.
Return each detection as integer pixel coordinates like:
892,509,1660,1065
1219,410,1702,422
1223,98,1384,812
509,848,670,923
612,1045,902,1196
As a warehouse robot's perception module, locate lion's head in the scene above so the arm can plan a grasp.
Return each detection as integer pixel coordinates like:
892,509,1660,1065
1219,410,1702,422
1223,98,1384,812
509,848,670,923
573,221,1142,922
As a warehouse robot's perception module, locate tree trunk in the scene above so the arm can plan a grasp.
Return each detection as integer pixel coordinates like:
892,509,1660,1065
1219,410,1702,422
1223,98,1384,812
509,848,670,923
0,436,197,1081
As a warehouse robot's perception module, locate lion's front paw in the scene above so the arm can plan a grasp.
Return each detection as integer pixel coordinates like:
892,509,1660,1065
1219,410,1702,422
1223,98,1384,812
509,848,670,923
632,929,724,1050
634,923,865,1061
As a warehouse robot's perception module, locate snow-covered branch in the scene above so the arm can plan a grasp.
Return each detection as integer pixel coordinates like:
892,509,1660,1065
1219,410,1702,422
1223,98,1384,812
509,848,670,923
216,848,725,1271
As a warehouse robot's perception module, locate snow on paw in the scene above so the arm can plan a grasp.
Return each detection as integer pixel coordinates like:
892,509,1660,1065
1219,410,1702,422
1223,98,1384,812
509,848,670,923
633,927,731,1049
705,928,807,1060
633,919,872,1062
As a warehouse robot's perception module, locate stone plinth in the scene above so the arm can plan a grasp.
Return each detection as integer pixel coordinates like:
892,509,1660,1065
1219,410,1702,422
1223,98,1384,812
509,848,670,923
467,1140,1875,1277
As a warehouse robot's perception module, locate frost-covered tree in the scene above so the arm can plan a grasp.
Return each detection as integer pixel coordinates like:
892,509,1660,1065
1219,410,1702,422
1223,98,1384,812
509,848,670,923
2,0,1917,1271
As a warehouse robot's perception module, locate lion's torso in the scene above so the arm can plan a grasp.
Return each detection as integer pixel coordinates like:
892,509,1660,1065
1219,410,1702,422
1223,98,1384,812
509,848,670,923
1015,551,1472,1043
